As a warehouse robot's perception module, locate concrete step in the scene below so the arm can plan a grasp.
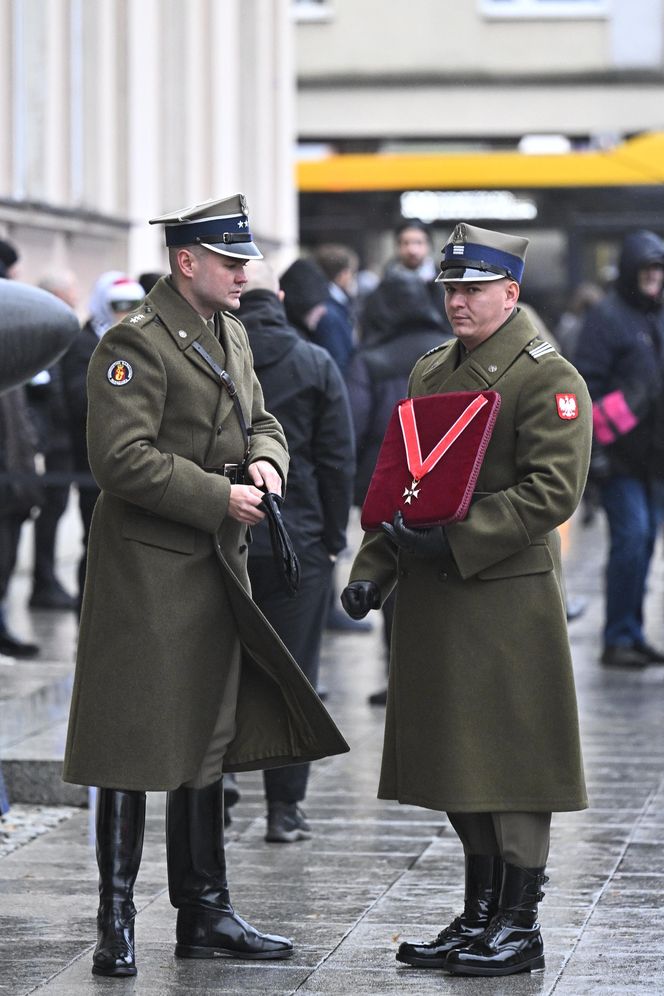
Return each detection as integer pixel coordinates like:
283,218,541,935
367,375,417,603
2,718,88,806
0,660,73,750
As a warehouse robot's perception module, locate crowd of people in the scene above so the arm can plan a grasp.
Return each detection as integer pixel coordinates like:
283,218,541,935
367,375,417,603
1,209,664,980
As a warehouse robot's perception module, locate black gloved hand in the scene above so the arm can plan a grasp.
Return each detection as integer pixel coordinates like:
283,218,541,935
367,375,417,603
381,510,451,561
341,580,380,620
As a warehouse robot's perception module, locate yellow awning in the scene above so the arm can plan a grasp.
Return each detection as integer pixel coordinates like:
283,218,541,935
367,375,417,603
297,132,664,192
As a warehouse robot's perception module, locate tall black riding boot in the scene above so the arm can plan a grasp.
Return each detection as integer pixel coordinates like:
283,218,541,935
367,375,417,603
396,855,502,968
166,777,293,960
445,862,547,976
92,788,146,978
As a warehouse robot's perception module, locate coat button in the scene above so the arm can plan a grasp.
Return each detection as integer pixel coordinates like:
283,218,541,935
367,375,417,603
438,570,448,581
178,330,187,338
239,544,247,554
216,426,222,435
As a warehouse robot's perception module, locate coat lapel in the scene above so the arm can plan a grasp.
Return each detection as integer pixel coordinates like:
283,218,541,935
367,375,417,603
148,279,241,431
420,310,538,394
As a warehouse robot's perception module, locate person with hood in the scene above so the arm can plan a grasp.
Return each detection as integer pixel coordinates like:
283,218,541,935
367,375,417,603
575,230,664,669
238,260,355,842
280,255,367,635
346,272,452,704
60,271,145,606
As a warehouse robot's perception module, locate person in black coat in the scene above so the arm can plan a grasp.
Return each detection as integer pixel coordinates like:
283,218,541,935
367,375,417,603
346,272,453,703
237,261,355,843
575,230,664,668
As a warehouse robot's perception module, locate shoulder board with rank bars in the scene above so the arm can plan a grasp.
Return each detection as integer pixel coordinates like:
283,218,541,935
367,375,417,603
526,338,557,361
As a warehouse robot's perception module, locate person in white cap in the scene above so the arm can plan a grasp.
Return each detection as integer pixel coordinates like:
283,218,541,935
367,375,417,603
343,223,592,977
62,195,348,978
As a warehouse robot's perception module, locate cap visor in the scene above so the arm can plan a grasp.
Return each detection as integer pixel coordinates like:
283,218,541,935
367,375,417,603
202,241,263,261
435,267,505,283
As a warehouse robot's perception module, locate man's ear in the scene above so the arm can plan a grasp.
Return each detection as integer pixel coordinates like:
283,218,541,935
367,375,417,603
176,248,195,279
506,280,520,308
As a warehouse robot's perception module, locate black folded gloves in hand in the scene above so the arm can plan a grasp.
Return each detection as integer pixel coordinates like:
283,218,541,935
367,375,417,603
340,580,380,620
381,510,452,561
260,492,300,596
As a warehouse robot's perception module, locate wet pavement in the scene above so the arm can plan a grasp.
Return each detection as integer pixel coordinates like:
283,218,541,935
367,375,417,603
2,507,664,994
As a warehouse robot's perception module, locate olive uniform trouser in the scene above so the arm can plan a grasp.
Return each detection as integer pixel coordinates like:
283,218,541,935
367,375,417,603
182,639,241,790
447,811,552,868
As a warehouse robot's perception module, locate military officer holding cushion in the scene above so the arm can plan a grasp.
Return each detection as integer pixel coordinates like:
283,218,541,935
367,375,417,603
342,224,591,977
63,194,348,978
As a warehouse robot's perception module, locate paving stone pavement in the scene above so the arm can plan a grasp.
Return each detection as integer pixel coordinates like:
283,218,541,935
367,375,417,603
2,509,664,994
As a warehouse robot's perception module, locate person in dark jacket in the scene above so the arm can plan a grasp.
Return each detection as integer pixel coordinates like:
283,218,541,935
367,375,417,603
238,261,355,842
60,271,145,607
312,244,359,375
346,272,452,703
280,255,367,635
575,230,664,668
26,272,81,610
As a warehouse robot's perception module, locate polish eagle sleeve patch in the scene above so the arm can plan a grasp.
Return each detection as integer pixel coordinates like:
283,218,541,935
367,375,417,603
556,393,578,419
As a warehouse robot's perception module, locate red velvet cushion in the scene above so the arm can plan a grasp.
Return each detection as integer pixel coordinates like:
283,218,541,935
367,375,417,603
361,390,501,530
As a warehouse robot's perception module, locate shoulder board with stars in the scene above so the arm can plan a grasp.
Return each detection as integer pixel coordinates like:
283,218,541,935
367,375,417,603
526,338,557,362
120,305,156,330
421,342,451,360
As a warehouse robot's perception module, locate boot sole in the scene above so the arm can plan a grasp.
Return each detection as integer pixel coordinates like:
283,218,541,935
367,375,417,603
446,955,545,976
175,944,294,961
395,953,448,968
265,830,312,843
92,965,137,977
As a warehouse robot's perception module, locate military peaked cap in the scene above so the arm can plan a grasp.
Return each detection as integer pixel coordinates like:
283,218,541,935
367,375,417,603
149,194,263,260
436,222,529,284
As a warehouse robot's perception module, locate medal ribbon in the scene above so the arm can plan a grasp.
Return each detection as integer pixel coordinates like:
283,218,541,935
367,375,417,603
398,395,489,482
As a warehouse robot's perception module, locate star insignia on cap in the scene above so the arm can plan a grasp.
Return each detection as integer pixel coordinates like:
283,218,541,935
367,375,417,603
238,219,248,228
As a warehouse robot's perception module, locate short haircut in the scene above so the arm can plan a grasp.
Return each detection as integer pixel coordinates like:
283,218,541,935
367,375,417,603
313,244,359,282
395,218,432,242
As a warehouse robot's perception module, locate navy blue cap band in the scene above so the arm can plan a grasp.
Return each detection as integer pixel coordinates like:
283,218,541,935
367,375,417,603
165,214,252,248
440,241,525,283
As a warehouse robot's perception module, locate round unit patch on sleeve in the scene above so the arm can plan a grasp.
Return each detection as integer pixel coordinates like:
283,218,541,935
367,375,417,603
556,393,578,420
107,360,133,386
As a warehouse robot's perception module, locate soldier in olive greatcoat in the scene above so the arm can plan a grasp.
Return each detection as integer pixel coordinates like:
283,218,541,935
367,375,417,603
62,195,348,979
342,224,591,977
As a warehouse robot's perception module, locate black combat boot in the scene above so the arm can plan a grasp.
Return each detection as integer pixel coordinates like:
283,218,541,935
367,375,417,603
91,788,146,978
445,862,548,976
166,777,293,960
396,854,502,968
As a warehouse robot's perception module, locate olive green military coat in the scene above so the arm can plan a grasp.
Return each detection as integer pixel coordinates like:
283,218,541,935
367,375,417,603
63,277,348,790
350,308,591,813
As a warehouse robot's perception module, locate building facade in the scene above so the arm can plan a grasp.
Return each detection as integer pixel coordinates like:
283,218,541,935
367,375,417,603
0,0,297,303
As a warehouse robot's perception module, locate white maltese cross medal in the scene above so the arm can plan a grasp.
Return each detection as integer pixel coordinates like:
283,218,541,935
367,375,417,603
403,479,421,504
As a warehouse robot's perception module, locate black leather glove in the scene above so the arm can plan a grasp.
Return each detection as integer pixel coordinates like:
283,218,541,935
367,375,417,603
260,492,300,597
341,580,380,620
381,510,451,561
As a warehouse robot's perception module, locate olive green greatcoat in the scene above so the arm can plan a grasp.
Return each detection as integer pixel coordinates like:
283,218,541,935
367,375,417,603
350,308,591,814
63,277,348,791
